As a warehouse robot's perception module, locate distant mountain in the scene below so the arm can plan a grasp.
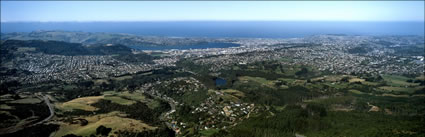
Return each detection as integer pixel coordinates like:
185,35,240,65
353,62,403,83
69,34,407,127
1,39,132,56
1,39,157,64
1,31,232,47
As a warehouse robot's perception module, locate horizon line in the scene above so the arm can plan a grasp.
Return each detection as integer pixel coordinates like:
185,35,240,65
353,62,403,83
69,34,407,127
2,20,425,23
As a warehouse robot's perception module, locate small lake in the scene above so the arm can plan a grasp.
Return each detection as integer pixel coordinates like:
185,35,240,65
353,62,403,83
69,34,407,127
129,42,239,50
215,78,227,86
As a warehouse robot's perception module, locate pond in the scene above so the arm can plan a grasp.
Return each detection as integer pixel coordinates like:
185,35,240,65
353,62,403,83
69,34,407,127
215,78,227,86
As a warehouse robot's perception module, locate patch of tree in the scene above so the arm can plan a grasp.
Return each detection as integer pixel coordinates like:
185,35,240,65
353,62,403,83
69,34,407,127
91,99,170,125
114,126,175,137
215,104,425,137
232,80,316,106
414,88,425,94
96,125,112,136
2,40,89,55
86,43,132,55
61,109,93,116
389,45,425,56
153,80,209,106
214,105,329,137
176,105,209,123
176,59,212,75
347,83,375,93
373,40,394,46
62,88,101,101
62,134,82,137
194,75,216,89
0,112,17,128
340,77,350,82
1,124,59,137
295,67,309,76
0,80,21,95
272,43,322,49
364,75,383,82
237,70,285,80
305,103,327,117
3,102,50,122
413,79,425,86
1,40,134,56
113,53,156,64
353,93,425,115
108,67,191,92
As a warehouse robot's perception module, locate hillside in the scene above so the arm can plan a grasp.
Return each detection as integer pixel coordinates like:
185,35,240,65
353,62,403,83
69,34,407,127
1,31,231,47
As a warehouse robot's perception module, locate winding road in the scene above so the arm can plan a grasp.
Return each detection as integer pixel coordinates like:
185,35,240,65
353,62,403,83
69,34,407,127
34,95,55,125
0,94,55,135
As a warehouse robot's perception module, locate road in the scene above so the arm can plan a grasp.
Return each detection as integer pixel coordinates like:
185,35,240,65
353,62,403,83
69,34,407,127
34,95,55,125
143,91,177,132
0,94,55,135
158,98,176,131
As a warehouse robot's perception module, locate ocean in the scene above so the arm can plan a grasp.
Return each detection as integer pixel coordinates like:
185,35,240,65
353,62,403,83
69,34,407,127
1,21,424,38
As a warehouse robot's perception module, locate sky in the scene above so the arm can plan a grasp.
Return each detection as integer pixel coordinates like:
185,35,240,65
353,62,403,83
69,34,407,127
1,1,424,22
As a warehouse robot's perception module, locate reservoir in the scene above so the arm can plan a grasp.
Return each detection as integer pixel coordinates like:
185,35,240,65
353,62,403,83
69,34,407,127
215,78,227,86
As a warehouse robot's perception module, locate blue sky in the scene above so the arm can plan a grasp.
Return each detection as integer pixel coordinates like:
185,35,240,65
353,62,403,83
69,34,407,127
1,1,424,22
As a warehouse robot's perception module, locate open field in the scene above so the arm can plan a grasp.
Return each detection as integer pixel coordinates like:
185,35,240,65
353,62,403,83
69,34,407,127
199,128,220,136
93,79,109,85
239,76,276,88
7,98,42,104
102,91,159,109
113,91,147,101
221,89,245,98
311,75,345,82
348,89,365,94
104,96,136,105
415,75,425,80
348,78,365,83
53,111,156,137
378,86,415,94
56,96,103,112
56,91,155,112
380,93,410,98
382,75,420,87
0,104,14,110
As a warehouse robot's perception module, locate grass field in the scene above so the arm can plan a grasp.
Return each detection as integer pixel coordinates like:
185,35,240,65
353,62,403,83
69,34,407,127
277,78,296,84
56,91,157,111
115,92,147,102
239,76,276,88
103,96,136,105
54,111,156,137
63,85,78,91
7,98,42,104
380,93,410,98
56,96,103,112
93,79,109,85
199,128,220,136
102,91,159,109
359,81,379,86
382,75,419,87
378,86,415,94
221,89,245,98
349,78,365,83
0,104,14,110
415,75,425,80
348,89,365,95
